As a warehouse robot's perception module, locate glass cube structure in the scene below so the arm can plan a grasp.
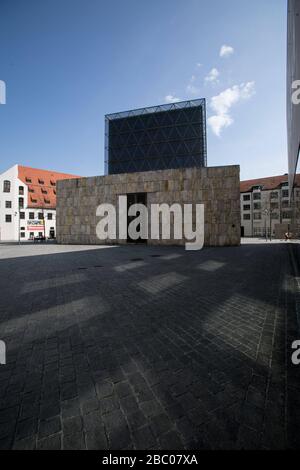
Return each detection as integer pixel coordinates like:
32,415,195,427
105,99,207,175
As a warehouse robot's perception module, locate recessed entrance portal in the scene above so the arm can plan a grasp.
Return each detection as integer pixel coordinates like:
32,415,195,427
127,193,147,243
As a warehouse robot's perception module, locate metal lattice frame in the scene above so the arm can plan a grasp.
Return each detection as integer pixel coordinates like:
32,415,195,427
105,99,207,175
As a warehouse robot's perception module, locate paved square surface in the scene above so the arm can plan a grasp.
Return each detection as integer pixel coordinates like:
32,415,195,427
0,241,299,449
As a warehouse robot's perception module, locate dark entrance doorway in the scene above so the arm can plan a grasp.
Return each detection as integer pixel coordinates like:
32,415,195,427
127,193,147,243
241,226,245,237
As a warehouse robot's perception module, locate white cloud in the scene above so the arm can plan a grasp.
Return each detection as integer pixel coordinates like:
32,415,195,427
164,94,181,103
208,114,233,137
205,67,220,84
186,75,200,96
186,84,200,96
208,81,255,136
220,44,234,58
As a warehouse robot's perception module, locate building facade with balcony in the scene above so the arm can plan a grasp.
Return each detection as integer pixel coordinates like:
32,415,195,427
0,164,80,241
240,174,300,238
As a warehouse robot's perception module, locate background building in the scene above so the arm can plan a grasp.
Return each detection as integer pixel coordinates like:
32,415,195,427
105,99,207,175
240,174,300,238
0,164,80,241
287,0,300,190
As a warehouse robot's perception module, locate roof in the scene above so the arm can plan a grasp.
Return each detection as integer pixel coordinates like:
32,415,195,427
18,165,81,209
240,174,300,193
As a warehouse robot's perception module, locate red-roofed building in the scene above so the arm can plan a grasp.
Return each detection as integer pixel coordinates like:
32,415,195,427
0,164,81,241
240,173,300,238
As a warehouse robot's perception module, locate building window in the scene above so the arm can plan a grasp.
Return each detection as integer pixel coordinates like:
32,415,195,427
19,197,24,208
5,214,12,222
253,202,261,210
243,194,250,201
41,188,47,194
31,197,37,203
243,205,251,211
28,187,34,193
20,232,25,238
271,212,279,220
253,193,261,200
38,179,44,185
29,212,35,219
253,227,262,236
282,211,292,219
44,198,50,204
48,213,53,220
5,201,12,208
243,214,251,220
282,200,289,208
282,190,289,198
20,226,25,231
25,177,32,183
38,212,44,220
38,232,43,237
3,180,10,193
29,232,34,239
20,212,25,219
50,180,56,186
270,191,278,199
19,186,24,195
270,202,279,209
253,213,261,220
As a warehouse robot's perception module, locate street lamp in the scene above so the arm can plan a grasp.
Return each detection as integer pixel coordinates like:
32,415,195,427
264,209,269,242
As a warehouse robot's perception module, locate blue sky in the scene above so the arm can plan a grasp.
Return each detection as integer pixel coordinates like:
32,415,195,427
0,0,288,180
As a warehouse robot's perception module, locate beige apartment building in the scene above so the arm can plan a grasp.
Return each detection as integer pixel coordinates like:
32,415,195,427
240,174,300,238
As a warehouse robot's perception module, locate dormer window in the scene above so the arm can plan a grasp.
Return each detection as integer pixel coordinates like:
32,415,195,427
25,177,32,183
38,179,44,185
50,180,56,186
44,198,50,204
31,196,37,203
41,188,47,194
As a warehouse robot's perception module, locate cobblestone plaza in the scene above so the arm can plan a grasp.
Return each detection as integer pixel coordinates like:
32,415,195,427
0,241,299,449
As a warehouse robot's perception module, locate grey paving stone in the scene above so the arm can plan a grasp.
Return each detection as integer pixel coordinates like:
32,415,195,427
38,416,61,439
62,415,83,436
37,433,62,450
86,428,108,450
61,398,81,419
15,417,38,440
159,430,185,450
133,425,156,450
63,431,86,450
13,436,36,450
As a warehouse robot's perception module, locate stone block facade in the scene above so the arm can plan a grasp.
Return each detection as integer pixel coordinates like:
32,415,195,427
56,165,240,246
